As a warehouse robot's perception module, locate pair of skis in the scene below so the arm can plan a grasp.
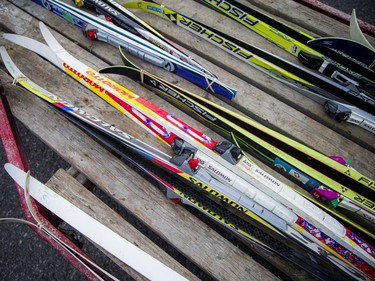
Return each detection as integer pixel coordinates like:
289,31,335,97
32,0,236,100
3,21,374,279
3,162,188,281
122,1,375,133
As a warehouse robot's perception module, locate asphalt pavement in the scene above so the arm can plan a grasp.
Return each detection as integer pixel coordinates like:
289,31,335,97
1,1,374,280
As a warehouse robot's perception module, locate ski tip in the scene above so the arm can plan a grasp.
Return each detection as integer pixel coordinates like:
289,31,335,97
38,21,57,47
349,9,375,51
4,163,23,182
3,33,18,42
4,162,15,172
0,46,8,59
2,28,63,68
39,21,48,31
4,162,21,173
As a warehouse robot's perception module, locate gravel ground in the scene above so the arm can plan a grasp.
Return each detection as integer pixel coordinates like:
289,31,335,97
1,1,374,280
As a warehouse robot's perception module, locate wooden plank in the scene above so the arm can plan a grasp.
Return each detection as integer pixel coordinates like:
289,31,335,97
46,168,197,281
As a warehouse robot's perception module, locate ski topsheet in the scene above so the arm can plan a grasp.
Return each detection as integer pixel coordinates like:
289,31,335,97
194,0,375,93
31,0,237,100
1,46,371,280
122,1,375,125
304,37,375,94
307,37,375,71
97,47,375,232
31,0,375,132
4,22,375,277
74,0,212,75
99,51,375,240
4,163,188,281
349,9,375,52
117,2,375,199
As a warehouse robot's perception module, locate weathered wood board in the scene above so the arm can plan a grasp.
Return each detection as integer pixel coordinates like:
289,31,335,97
48,168,198,281
0,0,374,280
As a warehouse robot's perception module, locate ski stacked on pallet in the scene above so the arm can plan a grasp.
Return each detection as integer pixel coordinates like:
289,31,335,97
349,9,375,53
31,0,236,100
1,46,353,281
4,163,187,281
98,49,375,240
307,36,375,74
195,0,375,96
122,1,375,134
3,22,375,279
73,0,209,73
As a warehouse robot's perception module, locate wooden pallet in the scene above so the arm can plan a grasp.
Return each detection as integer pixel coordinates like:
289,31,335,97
1,0,374,280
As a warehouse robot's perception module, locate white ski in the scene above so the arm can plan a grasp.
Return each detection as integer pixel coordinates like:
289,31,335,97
4,163,188,281
349,9,374,51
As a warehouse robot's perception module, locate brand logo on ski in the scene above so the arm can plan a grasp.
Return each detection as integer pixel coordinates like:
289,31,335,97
187,176,248,213
203,0,260,27
154,80,217,122
91,0,119,16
